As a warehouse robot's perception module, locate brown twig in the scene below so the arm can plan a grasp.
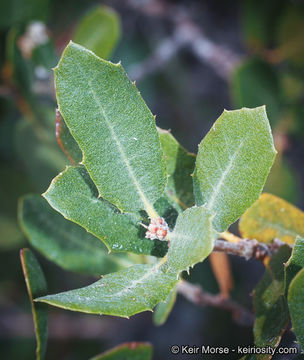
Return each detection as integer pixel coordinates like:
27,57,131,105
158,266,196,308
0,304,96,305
177,281,253,326
213,238,271,261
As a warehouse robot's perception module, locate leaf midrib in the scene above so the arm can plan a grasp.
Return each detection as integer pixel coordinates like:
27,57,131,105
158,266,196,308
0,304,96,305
94,260,168,299
87,79,157,217
207,136,246,210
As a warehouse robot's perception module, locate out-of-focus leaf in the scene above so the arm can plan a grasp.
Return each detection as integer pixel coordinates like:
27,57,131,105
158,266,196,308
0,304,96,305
288,268,304,350
285,236,304,292
239,193,304,245
32,41,57,69
0,0,49,29
231,59,281,124
6,28,34,102
36,263,178,317
276,6,304,66
240,0,286,52
253,245,291,358
19,194,135,276
193,106,276,232
55,42,166,216
159,129,195,209
15,117,67,191
43,166,168,257
0,215,24,250
153,285,177,326
55,109,82,165
20,248,48,360
74,6,120,60
263,154,299,203
89,342,152,360
167,206,214,274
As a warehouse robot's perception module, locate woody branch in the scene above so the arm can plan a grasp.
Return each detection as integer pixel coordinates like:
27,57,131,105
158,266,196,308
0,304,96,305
177,280,254,326
213,237,287,261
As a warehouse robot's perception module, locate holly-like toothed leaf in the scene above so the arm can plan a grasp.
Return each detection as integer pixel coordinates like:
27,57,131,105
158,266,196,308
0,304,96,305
55,109,82,165
74,5,120,60
239,193,304,245
43,166,168,257
153,285,177,326
54,41,166,217
159,128,195,209
167,206,215,274
193,106,276,232
253,245,292,358
288,268,304,351
89,342,152,360
19,195,136,276
285,237,304,293
20,249,48,360
36,263,178,317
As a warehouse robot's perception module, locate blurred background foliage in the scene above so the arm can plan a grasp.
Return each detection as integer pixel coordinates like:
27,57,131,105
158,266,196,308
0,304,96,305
0,0,303,359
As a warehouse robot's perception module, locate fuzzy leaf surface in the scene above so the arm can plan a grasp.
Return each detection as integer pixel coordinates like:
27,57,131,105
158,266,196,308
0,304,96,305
20,248,48,360
74,6,120,59
36,263,177,317
285,236,304,293
167,206,214,274
54,42,166,216
90,342,152,360
43,166,168,257
193,106,276,232
159,129,195,209
19,195,134,276
153,285,177,326
253,246,291,359
288,268,304,350
239,193,304,244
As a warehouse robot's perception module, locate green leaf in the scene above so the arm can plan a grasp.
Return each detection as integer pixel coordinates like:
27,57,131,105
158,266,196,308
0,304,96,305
193,106,276,232
89,342,152,360
253,245,291,357
15,113,68,192
19,194,135,276
239,193,304,245
54,42,166,217
36,263,178,317
20,248,48,360
288,268,304,350
277,6,304,67
167,206,214,274
0,0,49,29
159,128,195,209
55,109,82,165
240,0,286,52
285,236,304,293
43,166,168,257
0,215,24,250
74,6,120,60
263,154,299,204
153,285,177,326
231,59,281,125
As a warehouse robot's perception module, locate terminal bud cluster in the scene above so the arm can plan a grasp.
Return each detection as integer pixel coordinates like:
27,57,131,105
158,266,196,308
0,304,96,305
145,217,169,241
